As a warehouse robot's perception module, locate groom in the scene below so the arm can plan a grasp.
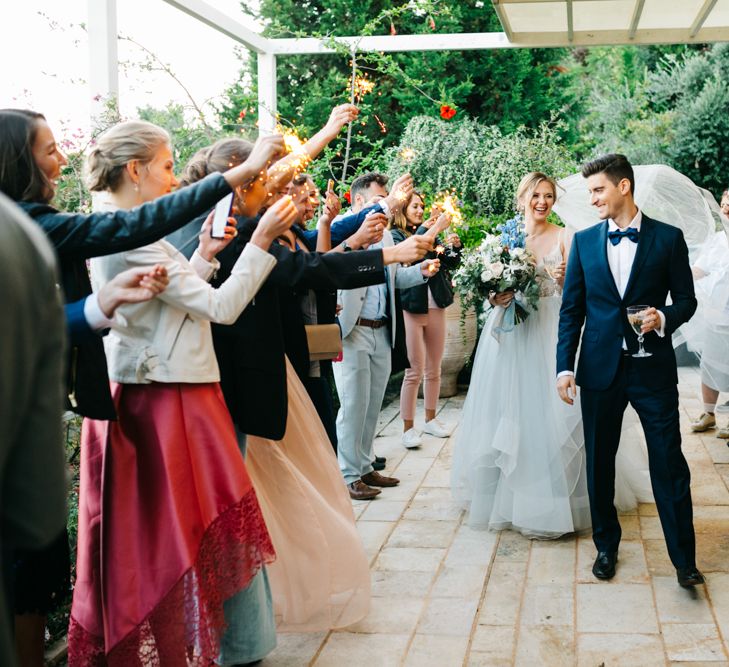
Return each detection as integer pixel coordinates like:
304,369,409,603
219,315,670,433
556,154,703,588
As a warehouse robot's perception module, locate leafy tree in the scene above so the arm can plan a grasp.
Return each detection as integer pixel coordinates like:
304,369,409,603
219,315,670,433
221,0,579,183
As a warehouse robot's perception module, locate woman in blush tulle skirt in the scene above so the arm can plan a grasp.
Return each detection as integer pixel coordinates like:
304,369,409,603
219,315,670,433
245,358,370,631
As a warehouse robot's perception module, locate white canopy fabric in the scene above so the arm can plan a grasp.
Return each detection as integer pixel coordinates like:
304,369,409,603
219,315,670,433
553,165,725,262
492,0,729,47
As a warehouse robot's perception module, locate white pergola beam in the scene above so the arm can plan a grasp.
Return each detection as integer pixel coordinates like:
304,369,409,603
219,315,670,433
270,32,515,55
690,0,719,38
628,0,646,40
87,0,119,117
257,52,277,133
161,0,270,53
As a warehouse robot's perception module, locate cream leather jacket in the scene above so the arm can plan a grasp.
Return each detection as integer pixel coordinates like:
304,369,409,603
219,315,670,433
90,237,275,385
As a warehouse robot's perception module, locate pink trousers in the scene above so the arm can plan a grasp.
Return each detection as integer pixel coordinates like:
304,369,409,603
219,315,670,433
400,308,447,421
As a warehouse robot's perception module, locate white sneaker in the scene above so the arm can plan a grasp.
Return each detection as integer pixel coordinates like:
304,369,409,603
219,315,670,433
422,418,451,438
401,428,422,449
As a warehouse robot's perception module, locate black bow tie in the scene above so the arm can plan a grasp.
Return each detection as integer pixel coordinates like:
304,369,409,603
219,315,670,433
608,228,640,246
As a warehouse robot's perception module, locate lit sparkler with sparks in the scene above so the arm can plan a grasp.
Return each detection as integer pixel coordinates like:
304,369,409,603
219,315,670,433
434,192,463,228
275,124,311,173
400,147,416,163
351,74,376,103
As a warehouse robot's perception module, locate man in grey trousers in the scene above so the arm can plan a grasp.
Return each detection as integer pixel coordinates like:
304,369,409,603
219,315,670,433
334,173,439,500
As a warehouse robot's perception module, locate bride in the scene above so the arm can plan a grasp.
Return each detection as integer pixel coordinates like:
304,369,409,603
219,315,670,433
451,172,651,538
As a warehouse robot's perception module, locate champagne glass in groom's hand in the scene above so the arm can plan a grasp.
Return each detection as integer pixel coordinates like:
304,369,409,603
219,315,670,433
627,305,653,358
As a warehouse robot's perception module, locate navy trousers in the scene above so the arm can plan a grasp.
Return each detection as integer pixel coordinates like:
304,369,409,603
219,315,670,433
580,354,696,569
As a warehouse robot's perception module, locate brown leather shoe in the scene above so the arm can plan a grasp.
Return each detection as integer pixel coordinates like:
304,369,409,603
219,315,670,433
361,471,400,487
348,480,381,500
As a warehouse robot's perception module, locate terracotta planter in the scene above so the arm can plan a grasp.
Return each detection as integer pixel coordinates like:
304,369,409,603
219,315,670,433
438,294,478,397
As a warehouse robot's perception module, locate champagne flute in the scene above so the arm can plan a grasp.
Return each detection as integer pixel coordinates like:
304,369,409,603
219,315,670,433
626,305,653,358
542,253,563,293
543,254,559,279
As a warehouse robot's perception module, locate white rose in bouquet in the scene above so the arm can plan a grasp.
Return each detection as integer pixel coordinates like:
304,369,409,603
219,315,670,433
490,262,505,278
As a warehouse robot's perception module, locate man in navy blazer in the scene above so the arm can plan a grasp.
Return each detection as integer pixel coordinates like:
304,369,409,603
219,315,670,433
556,154,703,588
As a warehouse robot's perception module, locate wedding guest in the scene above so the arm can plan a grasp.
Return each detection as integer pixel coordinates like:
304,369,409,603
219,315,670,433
67,120,296,664
0,194,66,667
335,173,439,500
688,227,729,439
0,108,284,419
172,142,430,659
390,192,461,448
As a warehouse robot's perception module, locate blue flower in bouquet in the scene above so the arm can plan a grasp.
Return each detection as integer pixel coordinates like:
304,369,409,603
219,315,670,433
496,214,525,250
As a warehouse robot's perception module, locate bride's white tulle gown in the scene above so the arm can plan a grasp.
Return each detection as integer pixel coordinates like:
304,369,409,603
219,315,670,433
451,238,653,538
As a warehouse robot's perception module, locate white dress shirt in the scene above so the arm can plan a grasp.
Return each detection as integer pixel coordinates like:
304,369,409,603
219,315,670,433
558,209,664,379
607,210,665,346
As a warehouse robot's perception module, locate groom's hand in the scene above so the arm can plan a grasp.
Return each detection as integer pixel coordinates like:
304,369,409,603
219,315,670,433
557,375,577,406
640,307,661,334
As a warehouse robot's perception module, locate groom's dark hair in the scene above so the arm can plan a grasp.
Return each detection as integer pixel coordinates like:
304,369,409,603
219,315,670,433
581,153,635,195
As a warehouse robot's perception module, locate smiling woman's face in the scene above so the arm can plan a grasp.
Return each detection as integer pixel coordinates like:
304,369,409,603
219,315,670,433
524,180,555,222
31,119,67,198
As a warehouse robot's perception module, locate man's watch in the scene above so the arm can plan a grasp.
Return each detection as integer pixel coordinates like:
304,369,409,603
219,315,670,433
341,240,353,252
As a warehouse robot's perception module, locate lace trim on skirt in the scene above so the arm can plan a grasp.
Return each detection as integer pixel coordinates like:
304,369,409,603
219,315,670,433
67,488,275,666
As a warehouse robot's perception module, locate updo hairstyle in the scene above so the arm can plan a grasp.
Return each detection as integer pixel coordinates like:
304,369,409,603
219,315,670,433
86,120,170,192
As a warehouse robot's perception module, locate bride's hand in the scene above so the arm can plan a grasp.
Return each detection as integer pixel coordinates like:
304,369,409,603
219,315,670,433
489,291,514,307
553,260,566,285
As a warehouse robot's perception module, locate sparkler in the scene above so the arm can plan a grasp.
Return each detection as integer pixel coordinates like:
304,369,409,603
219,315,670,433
274,123,311,174
399,147,416,163
434,192,463,228
350,74,375,103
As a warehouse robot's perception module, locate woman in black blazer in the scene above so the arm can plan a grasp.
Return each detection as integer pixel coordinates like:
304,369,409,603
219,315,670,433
390,191,462,448
174,139,392,442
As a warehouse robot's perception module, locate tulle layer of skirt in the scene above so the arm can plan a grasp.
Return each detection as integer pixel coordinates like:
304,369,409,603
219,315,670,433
452,298,653,538
246,359,370,631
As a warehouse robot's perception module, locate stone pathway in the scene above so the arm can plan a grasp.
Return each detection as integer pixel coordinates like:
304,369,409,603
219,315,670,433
262,366,729,666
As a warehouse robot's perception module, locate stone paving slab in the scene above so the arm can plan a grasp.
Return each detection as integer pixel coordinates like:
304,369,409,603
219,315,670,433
262,367,729,666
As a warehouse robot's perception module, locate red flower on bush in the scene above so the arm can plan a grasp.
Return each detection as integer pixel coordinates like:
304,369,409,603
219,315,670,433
344,190,352,204
440,104,457,120
238,110,246,120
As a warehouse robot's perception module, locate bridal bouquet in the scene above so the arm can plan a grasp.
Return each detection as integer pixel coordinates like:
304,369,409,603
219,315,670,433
452,215,540,331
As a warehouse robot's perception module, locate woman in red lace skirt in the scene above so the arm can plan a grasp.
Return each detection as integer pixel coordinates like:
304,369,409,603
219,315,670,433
67,121,297,665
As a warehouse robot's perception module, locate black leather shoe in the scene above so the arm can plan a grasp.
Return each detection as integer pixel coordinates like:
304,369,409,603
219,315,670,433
372,456,386,471
677,566,705,588
592,551,618,580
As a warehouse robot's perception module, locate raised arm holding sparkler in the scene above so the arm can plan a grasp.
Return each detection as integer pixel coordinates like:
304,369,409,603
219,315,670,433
266,104,359,194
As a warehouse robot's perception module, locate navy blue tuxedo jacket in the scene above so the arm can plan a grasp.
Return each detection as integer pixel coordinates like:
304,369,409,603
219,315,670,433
556,215,696,391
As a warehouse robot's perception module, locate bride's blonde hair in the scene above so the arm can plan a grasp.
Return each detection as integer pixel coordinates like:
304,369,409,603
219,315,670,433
515,172,558,213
